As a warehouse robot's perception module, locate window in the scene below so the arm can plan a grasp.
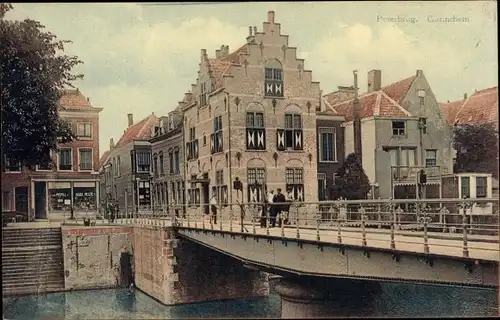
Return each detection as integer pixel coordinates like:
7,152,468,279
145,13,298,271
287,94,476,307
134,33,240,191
58,148,72,171
247,168,266,202
203,135,207,146
264,64,284,97
2,191,11,210
186,127,199,161
200,82,207,107
136,152,151,172
461,176,470,198
392,121,405,136
476,177,487,198
137,180,151,207
425,149,437,167
130,151,136,173
4,157,21,172
400,148,416,167
285,167,304,201
418,117,427,134
318,127,336,162
173,149,180,174
117,156,121,176
159,152,164,175
277,113,303,151
171,182,177,204
211,116,223,154
77,123,92,138
169,151,174,174
153,153,158,177
246,112,266,150
212,169,227,205
332,173,338,185
78,148,92,171
317,173,327,201
188,175,200,207
418,90,426,106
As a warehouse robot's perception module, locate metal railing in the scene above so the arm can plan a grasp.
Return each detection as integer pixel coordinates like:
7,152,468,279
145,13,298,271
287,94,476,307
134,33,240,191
64,198,499,259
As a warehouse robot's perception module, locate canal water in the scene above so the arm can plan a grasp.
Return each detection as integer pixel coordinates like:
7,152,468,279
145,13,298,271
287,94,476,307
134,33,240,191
3,280,497,319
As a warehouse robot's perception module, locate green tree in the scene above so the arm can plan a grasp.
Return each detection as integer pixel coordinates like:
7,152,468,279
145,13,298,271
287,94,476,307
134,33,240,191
1,3,81,169
453,123,499,178
332,153,371,200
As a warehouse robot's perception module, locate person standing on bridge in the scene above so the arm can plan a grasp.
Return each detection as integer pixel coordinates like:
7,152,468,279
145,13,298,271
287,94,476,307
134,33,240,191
262,189,274,228
271,188,286,228
210,194,218,225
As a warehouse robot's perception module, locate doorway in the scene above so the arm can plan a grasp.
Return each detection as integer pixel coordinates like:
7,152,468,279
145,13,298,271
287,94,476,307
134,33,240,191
14,186,29,220
202,182,210,215
34,182,47,219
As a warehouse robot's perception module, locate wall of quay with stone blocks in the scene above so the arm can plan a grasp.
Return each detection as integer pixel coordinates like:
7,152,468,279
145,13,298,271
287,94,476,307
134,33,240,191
61,225,270,305
61,226,134,290
133,225,270,305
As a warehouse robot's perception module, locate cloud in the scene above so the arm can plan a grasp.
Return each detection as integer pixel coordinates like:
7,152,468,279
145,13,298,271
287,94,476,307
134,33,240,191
308,22,464,92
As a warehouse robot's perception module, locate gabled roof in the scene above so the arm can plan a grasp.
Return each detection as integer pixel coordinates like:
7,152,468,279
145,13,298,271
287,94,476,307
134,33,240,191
224,44,248,64
207,59,232,90
381,75,417,105
99,150,111,168
325,89,412,122
440,86,498,128
59,89,101,111
115,113,158,148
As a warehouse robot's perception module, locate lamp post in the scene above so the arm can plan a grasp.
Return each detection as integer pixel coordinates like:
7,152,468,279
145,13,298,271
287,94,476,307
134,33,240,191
135,177,140,221
417,205,432,253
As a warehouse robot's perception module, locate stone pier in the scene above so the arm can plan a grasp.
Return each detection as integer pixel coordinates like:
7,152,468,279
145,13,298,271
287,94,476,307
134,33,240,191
133,226,269,305
273,276,381,319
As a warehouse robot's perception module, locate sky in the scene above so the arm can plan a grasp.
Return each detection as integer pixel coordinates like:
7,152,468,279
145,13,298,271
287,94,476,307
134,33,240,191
6,1,498,156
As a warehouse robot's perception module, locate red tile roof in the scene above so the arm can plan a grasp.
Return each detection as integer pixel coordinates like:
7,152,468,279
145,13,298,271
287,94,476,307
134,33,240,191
439,86,498,128
115,113,158,147
381,75,416,105
326,90,411,122
224,44,248,64
59,89,100,111
207,59,232,90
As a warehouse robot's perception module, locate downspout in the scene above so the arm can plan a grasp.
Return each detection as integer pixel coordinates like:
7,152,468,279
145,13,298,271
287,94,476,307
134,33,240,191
225,91,233,205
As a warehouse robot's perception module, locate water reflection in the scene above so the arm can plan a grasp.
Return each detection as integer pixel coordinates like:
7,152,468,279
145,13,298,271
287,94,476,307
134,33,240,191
2,281,497,319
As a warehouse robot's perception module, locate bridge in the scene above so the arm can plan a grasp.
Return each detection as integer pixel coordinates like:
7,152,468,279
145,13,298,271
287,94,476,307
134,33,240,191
64,197,499,318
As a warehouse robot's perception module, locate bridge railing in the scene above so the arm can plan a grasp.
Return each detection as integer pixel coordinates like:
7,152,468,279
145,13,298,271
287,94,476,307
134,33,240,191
85,198,498,259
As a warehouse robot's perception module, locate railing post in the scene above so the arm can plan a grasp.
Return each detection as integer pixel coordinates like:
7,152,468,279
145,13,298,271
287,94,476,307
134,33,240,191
337,208,342,244
202,205,206,229
194,206,198,228
219,208,223,231
295,206,300,239
377,204,382,229
423,218,429,253
252,206,256,235
316,213,320,242
361,209,367,246
266,208,270,236
462,201,470,258
390,203,396,250
229,207,233,232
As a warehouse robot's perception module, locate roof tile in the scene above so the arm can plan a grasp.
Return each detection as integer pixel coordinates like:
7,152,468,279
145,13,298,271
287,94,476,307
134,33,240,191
115,114,159,147
59,89,98,110
381,75,416,105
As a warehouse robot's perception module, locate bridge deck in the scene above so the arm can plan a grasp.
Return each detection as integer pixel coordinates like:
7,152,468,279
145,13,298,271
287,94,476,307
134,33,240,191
178,220,499,262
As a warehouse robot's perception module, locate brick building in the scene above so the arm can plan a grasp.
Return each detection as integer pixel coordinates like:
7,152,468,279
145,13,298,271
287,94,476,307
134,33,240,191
149,105,185,215
99,113,157,211
1,89,102,220
181,11,321,214
324,69,455,199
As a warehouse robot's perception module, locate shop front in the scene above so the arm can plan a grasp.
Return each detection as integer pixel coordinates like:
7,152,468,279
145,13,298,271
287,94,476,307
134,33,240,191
44,180,99,217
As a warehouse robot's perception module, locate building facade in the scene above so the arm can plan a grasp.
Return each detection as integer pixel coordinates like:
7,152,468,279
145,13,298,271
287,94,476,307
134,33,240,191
2,89,102,220
325,70,454,199
99,113,157,211
181,11,320,215
150,107,186,215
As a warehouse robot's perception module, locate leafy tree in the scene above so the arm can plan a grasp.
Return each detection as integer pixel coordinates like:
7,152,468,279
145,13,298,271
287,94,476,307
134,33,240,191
332,153,371,200
453,123,499,178
1,3,81,169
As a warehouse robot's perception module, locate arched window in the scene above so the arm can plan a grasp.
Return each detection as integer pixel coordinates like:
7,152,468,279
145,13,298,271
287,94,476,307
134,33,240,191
264,59,283,97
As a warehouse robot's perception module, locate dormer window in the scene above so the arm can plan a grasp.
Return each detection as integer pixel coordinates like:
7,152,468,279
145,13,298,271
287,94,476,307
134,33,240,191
200,82,207,107
264,59,283,98
418,90,426,106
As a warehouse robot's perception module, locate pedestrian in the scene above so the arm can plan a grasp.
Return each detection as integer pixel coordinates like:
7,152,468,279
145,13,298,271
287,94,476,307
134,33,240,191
108,202,115,224
272,188,286,228
210,194,218,225
262,189,274,227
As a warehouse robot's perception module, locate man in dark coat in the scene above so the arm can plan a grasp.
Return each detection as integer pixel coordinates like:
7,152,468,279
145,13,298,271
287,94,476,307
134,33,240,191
271,188,286,228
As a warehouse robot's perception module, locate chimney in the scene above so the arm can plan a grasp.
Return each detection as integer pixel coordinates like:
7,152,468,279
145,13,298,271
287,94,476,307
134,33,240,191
87,97,90,103
367,69,382,92
353,70,362,159
253,26,257,34
267,10,275,23
464,93,467,100
127,113,133,127
109,138,115,149
215,49,221,59
220,45,229,59
247,26,255,44
416,69,423,76
248,26,253,36
200,49,207,62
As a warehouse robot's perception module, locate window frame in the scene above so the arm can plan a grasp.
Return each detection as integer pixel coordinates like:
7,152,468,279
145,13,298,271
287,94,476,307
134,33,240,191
58,148,73,171
246,112,265,128
78,148,93,172
136,151,152,173
425,149,437,167
318,127,337,163
476,176,487,198
391,120,406,136
460,176,470,198
284,113,303,150
77,122,93,139
317,173,327,201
